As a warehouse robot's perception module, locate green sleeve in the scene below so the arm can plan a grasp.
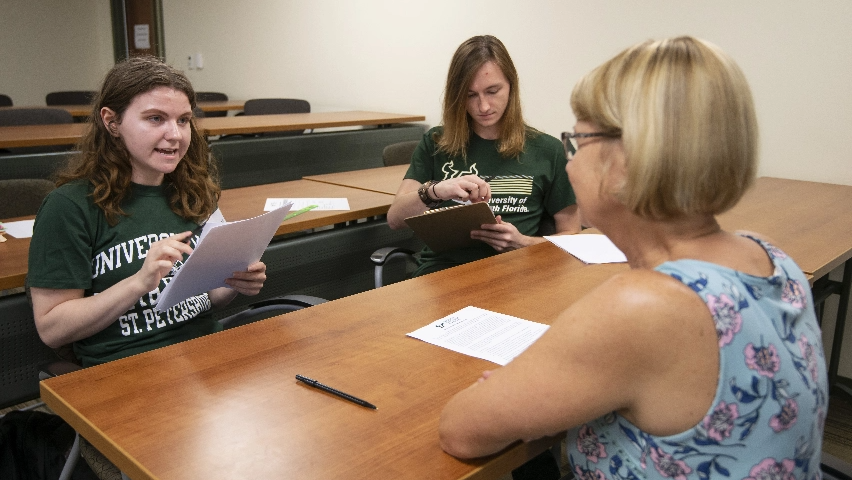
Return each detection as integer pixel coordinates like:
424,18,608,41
27,188,95,290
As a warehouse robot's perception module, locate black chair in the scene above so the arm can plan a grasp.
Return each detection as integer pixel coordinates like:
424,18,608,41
195,91,229,118
0,179,55,218
219,294,328,329
0,94,12,107
242,98,311,136
0,107,73,127
382,140,418,166
45,91,96,106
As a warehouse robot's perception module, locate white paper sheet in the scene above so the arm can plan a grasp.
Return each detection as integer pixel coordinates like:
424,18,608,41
155,204,292,311
407,306,549,366
263,198,350,211
1,219,35,239
544,234,627,264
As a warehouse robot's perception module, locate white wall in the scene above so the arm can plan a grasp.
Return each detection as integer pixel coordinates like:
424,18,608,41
163,0,852,186
0,0,114,106
2,1,852,374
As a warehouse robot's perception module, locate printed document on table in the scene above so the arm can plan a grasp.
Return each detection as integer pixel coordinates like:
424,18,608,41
407,306,549,366
2,219,36,238
155,204,292,312
544,234,627,264
264,198,350,211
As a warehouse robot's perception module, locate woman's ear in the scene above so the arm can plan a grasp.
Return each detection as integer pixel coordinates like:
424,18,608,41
100,107,119,137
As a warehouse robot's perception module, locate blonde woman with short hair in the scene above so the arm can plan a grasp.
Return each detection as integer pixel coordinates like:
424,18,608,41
440,36,826,480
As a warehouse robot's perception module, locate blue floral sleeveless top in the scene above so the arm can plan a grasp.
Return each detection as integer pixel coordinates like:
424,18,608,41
565,236,827,480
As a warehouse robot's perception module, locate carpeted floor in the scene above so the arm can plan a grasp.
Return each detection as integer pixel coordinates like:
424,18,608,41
824,390,852,462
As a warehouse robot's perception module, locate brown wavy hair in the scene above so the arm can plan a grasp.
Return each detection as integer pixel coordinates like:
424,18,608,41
56,56,220,225
437,35,528,160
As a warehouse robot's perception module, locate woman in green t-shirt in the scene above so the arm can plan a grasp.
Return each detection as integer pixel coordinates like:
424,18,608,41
28,57,267,366
387,35,581,277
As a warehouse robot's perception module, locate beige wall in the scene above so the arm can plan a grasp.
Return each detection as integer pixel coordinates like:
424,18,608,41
3,0,852,373
162,0,852,186
0,0,113,106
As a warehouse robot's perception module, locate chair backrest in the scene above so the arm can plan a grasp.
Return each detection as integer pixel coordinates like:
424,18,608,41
0,179,55,218
382,140,418,166
196,92,228,118
0,94,12,107
0,107,73,127
242,98,311,136
45,90,96,106
243,98,310,116
196,91,228,102
219,295,328,329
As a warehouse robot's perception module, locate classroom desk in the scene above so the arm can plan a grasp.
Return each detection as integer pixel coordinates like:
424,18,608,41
198,110,425,136
303,164,409,195
40,242,627,480
218,179,395,236
0,101,246,118
0,181,395,291
0,111,425,149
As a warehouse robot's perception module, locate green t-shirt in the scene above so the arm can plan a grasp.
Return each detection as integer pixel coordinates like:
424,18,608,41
27,181,220,366
404,126,575,276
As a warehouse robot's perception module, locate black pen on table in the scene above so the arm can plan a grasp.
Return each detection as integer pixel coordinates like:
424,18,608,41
295,374,377,410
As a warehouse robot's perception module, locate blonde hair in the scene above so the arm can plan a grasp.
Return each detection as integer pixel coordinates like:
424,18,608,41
438,35,527,159
571,36,758,219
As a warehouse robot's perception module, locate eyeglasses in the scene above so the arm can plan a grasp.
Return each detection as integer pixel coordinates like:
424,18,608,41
561,131,620,161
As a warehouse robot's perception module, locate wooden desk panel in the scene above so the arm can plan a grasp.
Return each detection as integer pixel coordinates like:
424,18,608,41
0,123,86,148
0,111,424,149
41,243,627,480
218,180,394,236
0,231,29,290
718,177,852,278
198,111,425,136
196,100,245,113
303,164,409,195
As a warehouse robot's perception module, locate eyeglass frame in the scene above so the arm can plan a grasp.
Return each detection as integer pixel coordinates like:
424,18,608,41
561,131,621,161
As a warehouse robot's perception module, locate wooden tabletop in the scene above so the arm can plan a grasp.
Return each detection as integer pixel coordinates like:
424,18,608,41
40,242,628,480
0,111,425,149
303,164,409,195
0,181,394,291
0,101,246,118
218,179,394,236
198,111,425,136
0,122,86,148
718,177,852,278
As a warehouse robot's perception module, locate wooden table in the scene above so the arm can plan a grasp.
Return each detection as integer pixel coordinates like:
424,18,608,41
717,177,852,280
40,242,627,480
0,111,425,149
303,164,409,195
218,179,394,236
0,101,246,118
198,111,425,137
0,181,395,291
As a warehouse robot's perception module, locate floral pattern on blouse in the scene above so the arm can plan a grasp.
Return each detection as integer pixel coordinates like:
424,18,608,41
565,236,827,480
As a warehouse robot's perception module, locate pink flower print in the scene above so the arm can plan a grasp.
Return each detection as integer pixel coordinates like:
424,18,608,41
576,425,607,462
764,243,787,260
745,458,796,480
706,294,743,347
745,343,781,378
798,335,820,382
769,398,798,432
650,447,692,480
782,280,807,309
702,401,739,441
573,465,607,480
